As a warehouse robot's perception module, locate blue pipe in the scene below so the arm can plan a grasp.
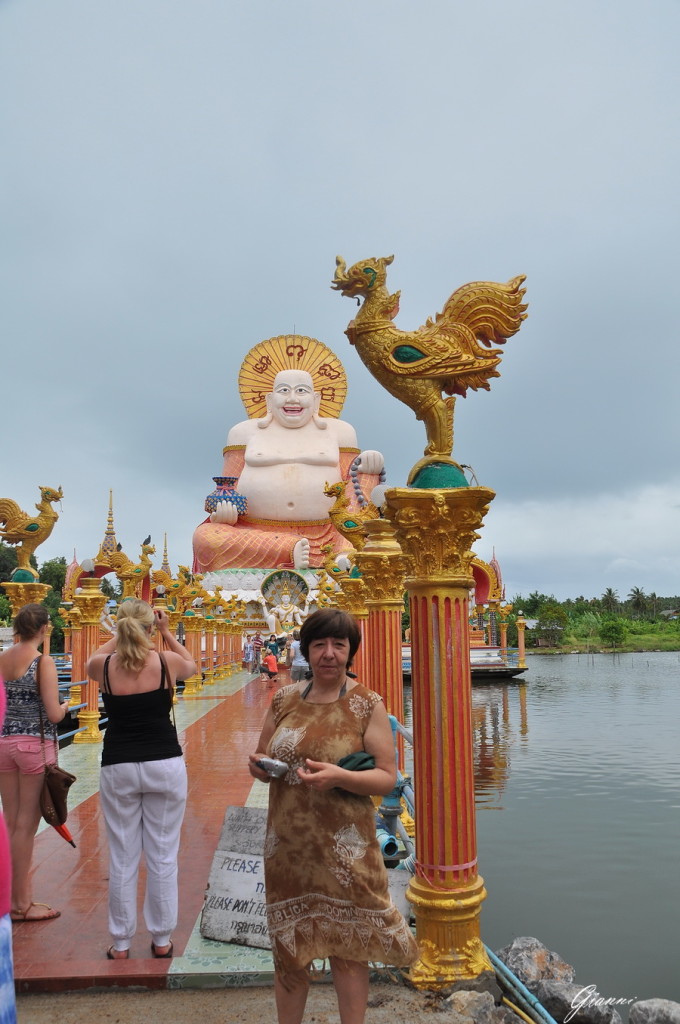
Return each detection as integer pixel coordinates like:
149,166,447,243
375,828,400,858
484,946,559,1024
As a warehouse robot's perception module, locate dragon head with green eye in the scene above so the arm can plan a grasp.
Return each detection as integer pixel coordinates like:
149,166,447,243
331,255,401,337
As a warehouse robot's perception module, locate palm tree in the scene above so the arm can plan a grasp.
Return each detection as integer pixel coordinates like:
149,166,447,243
601,588,620,614
627,586,647,619
648,592,658,620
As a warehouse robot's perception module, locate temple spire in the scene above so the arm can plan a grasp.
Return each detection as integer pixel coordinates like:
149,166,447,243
161,533,172,575
97,490,120,560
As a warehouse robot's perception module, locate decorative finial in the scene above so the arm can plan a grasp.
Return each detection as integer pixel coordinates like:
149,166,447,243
161,533,171,575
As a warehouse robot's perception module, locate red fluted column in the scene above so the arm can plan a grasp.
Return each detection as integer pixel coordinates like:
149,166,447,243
386,484,495,988
355,518,407,766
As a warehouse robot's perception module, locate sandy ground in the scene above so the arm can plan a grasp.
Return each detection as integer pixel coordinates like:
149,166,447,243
16,981,451,1024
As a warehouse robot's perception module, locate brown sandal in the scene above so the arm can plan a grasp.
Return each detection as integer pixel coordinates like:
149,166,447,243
150,940,173,958
107,946,130,960
10,902,61,922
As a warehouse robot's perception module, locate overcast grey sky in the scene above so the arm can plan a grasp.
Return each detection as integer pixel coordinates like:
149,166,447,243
2,0,678,601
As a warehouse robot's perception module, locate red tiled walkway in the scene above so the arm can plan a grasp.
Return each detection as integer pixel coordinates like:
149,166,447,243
11,672,277,993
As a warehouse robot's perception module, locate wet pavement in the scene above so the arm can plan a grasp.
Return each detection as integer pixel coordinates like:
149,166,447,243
11,669,280,994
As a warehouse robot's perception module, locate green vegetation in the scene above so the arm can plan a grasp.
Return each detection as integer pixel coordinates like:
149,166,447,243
511,587,680,653
0,543,67,650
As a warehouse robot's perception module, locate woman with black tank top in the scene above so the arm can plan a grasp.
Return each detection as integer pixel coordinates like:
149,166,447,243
86,599,196,961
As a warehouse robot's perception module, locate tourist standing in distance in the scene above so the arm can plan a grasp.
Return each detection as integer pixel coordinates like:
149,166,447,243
86,601,196,960
252,631,264,672
249,609,418,1024
242,635,255,674
287,629,309,683
0,603,68,922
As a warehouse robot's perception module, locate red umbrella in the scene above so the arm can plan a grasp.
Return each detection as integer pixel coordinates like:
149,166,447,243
52,822,76,848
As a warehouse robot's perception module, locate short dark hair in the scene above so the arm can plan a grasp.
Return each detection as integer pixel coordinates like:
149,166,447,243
13,603,50,641
299,609,361,666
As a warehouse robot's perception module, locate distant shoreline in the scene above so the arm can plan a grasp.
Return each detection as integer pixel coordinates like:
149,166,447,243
527,645,680,655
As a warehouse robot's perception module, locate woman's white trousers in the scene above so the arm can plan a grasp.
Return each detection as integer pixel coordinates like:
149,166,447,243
99,757,187,951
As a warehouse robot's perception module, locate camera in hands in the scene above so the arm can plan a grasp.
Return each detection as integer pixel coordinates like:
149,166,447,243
255,757,289,778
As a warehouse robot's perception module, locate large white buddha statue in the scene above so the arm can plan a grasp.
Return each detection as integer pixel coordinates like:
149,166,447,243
192,337,383,572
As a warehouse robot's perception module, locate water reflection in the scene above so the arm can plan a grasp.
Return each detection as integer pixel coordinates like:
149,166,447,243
472,683,528,809
403,652,680,1004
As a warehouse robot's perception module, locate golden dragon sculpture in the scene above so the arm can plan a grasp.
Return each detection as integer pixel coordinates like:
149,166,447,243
332,255,527,482
323,480,380,551
107,537,156,598
0,485,63,580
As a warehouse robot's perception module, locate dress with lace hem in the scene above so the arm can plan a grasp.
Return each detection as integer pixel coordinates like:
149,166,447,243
264,682,418,974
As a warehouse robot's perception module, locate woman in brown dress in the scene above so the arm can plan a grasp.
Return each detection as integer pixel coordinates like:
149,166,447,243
249,609,418,1024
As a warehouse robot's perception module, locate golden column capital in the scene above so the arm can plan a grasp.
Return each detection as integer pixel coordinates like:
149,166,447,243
1,581,51,617
384,486,495,588
354,518,406,607
72,577,108,624
335,577,367,618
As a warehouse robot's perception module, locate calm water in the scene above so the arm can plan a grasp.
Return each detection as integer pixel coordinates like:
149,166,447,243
405,652,680,1005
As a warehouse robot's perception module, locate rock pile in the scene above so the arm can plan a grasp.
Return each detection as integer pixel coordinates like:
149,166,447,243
492,937,680,1024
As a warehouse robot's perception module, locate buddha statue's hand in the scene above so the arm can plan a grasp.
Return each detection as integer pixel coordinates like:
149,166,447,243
356,449,384,475
210,500,239,525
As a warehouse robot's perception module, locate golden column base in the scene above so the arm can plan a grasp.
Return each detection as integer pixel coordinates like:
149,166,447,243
182,674,202,695
73,709,103,744
68,685,82,709
406,873,492,988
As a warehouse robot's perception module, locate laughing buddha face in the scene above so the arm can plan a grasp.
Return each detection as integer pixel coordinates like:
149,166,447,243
266,370,321,429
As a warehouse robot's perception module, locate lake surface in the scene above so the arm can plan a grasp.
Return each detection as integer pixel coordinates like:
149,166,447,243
405,652,680,1006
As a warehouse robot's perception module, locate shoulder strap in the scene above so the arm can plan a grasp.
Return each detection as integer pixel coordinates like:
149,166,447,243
158,652,177,729
34,655,56,767
158,652,167,689
102,655,112,694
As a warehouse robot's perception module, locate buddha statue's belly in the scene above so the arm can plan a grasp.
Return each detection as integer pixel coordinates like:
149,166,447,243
239,461,339,521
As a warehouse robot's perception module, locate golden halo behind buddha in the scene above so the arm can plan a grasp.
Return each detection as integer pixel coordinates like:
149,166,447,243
238,336,348,420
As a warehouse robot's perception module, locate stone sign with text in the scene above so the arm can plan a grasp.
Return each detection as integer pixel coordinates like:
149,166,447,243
200,805,270,949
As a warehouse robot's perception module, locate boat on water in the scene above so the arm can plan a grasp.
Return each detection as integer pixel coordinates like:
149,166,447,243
402,643,526,682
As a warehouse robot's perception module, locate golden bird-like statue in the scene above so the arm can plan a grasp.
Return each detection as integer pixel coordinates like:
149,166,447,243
108,539,156,599
332,255,527,482
323,480,380,551
0,485,63,580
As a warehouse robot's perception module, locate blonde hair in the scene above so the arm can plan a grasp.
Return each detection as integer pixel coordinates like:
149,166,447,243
115,599,154,674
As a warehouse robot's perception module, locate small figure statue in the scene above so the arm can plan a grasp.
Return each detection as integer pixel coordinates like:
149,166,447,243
192,337,384,572
258,584,310,635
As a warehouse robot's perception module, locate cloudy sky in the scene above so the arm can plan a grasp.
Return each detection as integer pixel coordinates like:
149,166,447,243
2,0,678,602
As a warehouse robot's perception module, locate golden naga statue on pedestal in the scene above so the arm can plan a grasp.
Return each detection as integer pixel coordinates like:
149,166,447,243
0,485,63,580
332,255,527,483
